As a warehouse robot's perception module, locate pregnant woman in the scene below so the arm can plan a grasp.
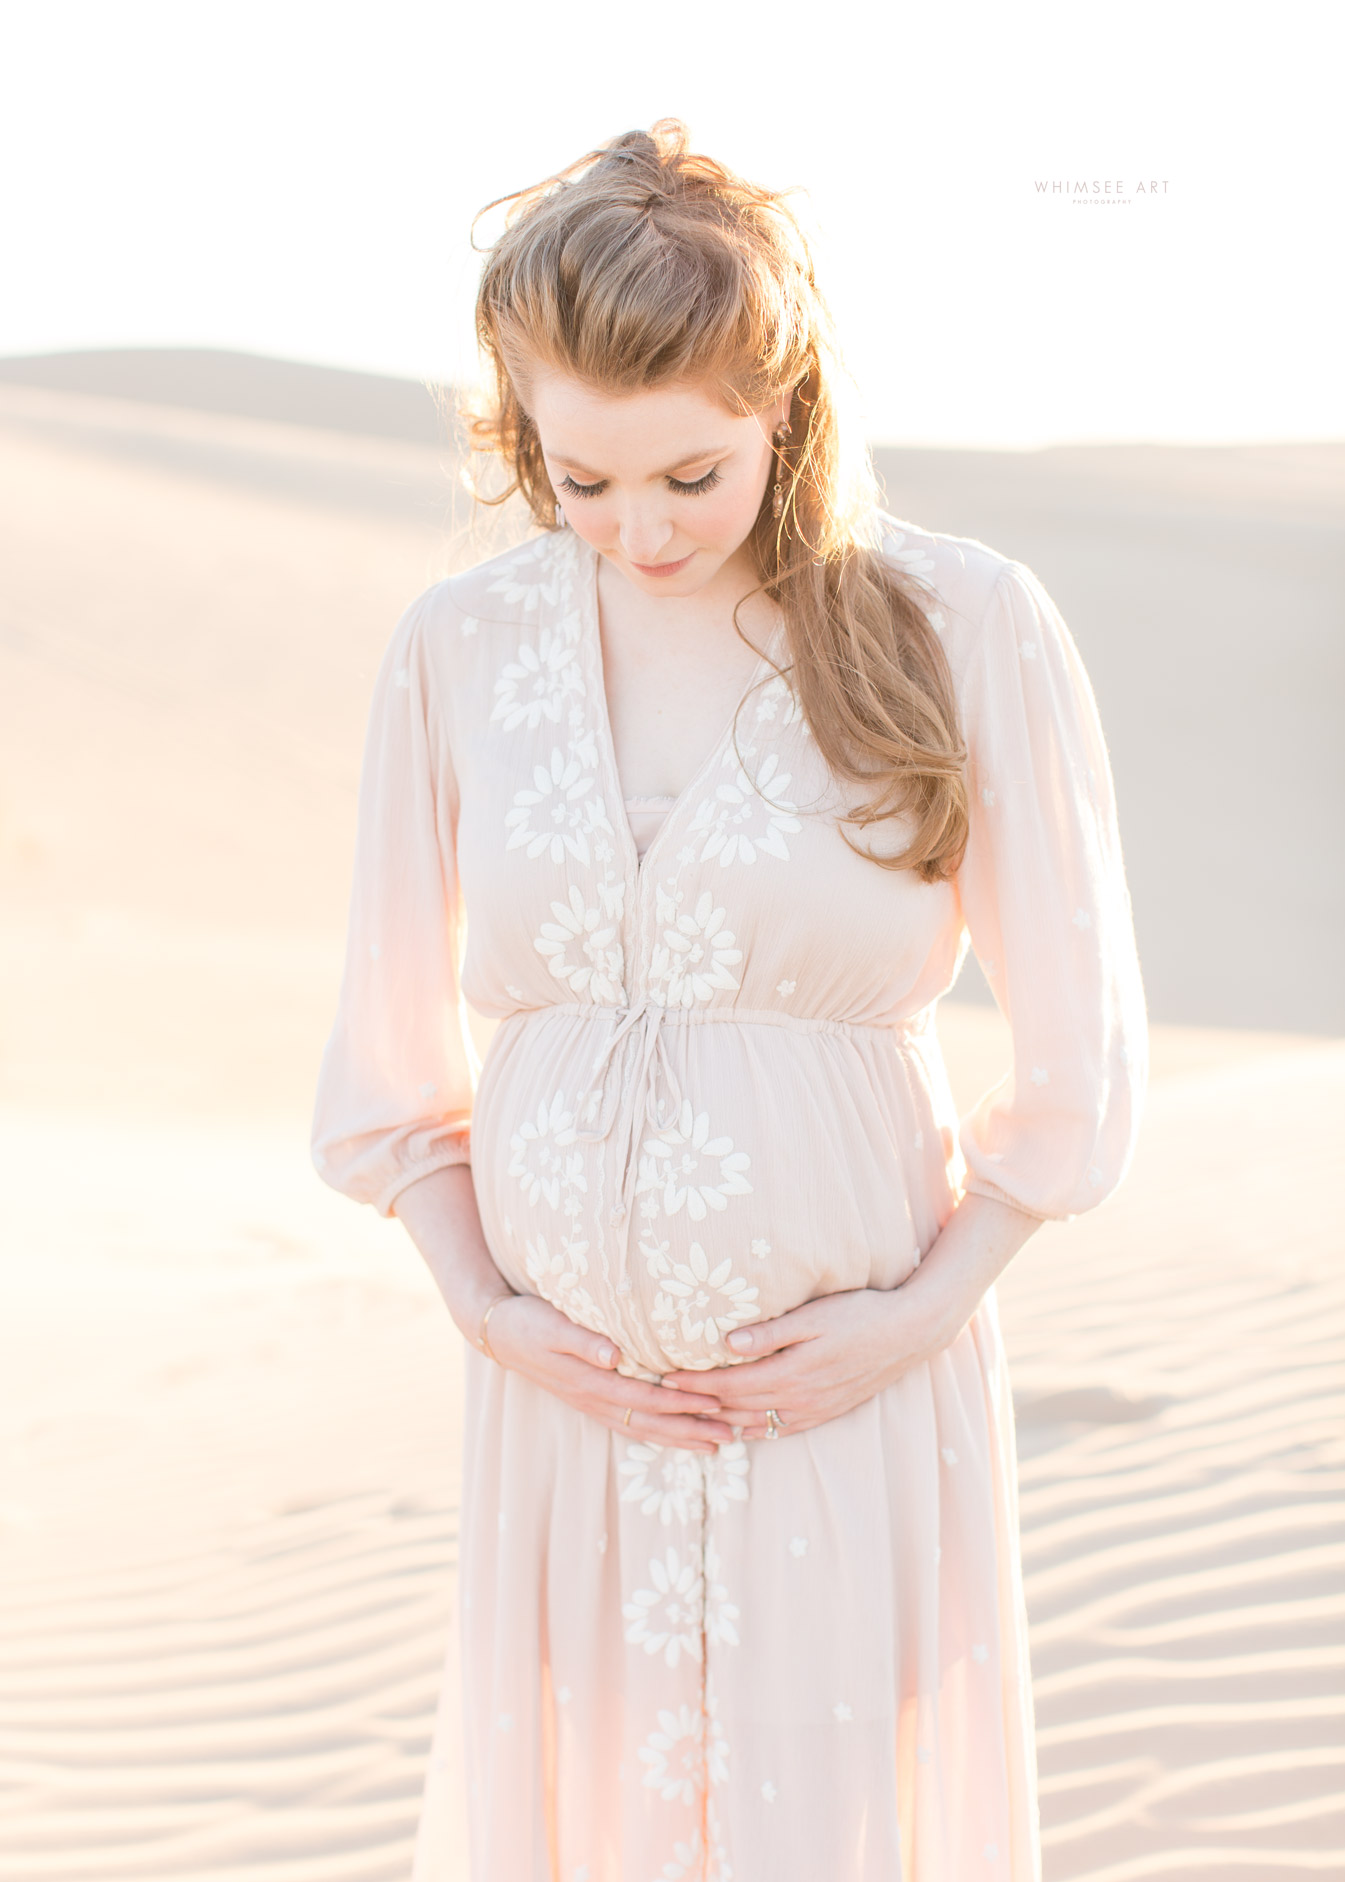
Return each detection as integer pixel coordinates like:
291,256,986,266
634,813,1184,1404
312,120,1147,1881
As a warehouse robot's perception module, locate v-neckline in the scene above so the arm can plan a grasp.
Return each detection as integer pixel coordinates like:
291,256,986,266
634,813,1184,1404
578,536,786,885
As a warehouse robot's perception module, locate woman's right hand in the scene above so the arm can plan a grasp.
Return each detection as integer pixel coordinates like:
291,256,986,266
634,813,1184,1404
484,1293,736,1453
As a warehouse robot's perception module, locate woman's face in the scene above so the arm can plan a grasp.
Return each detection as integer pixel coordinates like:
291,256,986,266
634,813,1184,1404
526,370,790,598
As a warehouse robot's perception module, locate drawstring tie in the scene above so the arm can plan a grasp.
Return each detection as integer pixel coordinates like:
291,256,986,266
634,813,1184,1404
571,999,684,1294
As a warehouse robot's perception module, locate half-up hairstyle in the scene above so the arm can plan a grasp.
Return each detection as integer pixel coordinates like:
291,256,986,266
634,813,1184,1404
466,120,968,881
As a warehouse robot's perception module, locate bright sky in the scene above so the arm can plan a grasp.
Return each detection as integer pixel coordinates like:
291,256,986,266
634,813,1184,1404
4,0,1340,447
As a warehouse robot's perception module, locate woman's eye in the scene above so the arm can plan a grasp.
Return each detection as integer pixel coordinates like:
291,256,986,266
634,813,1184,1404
668,467,722,495
557,466,722,499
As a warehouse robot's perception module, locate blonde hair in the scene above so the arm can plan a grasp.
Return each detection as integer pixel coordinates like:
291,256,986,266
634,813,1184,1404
466,120,967,880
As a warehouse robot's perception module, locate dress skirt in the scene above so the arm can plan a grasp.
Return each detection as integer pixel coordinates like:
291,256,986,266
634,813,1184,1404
410,1287,1039,1882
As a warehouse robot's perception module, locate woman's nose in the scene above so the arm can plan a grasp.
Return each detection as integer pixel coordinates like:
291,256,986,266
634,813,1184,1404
617,506,675,563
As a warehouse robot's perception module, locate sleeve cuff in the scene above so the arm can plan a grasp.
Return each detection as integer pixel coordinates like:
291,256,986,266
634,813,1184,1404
958,1174,1061,1223
378,1142,472,1219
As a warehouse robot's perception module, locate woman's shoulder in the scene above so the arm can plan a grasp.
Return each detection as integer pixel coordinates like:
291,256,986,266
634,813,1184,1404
444,525,582,628
869,508,1065,682
870,508,1020,632
384,527,581,677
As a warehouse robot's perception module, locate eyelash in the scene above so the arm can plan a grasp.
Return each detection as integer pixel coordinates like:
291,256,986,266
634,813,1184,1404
558,467,723,500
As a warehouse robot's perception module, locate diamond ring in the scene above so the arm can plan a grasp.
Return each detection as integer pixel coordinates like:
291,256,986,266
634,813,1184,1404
765,1408,784,1439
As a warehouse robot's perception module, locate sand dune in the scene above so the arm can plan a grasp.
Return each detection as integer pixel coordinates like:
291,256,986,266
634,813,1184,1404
0,356,1341,1879
3,1030,1340,1881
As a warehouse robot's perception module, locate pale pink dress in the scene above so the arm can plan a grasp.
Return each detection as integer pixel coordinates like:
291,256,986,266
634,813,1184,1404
312,514,1148,1881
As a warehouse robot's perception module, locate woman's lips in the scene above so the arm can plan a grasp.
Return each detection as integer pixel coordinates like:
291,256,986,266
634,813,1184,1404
631,552,693,578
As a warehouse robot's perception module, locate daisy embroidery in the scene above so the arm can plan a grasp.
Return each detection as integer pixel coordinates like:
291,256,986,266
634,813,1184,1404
623,1548,704,1667
505,749,613,866
534,883,626,1003
653,1242,760,1348
636,1101,753,1220
648,890,742,1007
688,751,802,866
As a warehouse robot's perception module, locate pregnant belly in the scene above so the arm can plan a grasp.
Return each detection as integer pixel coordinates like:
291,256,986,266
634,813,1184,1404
469,1005,958,1379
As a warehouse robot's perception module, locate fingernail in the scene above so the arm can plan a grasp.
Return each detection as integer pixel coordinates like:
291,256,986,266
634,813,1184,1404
727,1331,751,1351
599,1345,616,1365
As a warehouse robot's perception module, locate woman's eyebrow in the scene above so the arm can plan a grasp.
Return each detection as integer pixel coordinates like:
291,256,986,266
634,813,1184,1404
552,445,730,479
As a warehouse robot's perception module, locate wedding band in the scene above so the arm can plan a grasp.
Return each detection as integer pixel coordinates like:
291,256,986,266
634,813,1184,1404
765,1407,783,1439
623,1407,632,1426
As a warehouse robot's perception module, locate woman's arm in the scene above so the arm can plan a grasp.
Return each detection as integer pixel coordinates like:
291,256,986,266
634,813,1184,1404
393,1167,736,1453
661,1192,1041,1437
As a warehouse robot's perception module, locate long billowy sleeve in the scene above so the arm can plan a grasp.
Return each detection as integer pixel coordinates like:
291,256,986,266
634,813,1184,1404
311,592,475,1215
953,560,1148,1219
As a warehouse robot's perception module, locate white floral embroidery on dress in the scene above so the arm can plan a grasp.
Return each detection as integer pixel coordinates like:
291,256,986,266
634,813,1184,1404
649,1241,761,1351
485,533,567,614
833,1701,853,1722
750,1238,771,1258
704,1679,731,1788
618,1439,749,1523
705,1542,740,1648
656,1832,704,1882
1072,907,1092,930
508,1092,584,1210
752,672,803,727
638,1705,704,1804
506,749,613,866
1029,1066,1050,1087
523,1232,605,1333
648,890,743,1007
688,750,802,866
623,1547,703,1666
762,1780,778,1803
704,1440,750,1512
619,1442,703,1525
1019,640,1038,661
789,1536,808,1557
881,529,937,581
534,883,625,1003
775,979,796,996
636,1101,752,1220
490,627,585,731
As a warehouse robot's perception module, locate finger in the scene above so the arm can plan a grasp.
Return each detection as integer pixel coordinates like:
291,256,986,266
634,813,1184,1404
621,1409,739,1448
680,1358,800,1408
725,1315,819,1360
552,1357,723,1418
548,1318,620,1370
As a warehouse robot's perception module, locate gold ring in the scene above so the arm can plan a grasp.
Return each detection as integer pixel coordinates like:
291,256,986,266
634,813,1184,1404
765,1408,783,1439
623,1407,632,1427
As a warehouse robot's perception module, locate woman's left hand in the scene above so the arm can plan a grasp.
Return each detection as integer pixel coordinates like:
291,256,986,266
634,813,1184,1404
660,1193,1044,1441
661,1284,934,1441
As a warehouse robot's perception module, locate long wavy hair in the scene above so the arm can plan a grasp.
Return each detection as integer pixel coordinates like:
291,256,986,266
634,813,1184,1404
465,120,968,880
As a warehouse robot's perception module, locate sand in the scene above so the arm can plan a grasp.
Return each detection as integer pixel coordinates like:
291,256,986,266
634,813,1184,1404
0,356,1341,1879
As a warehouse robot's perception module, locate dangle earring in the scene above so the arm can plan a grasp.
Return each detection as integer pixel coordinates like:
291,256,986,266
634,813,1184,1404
771,419,793,520
554,502,565,529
